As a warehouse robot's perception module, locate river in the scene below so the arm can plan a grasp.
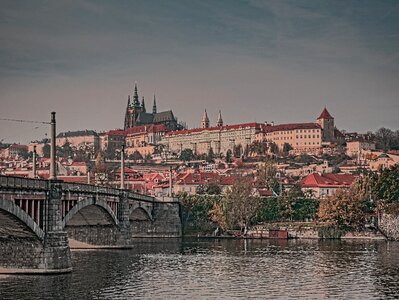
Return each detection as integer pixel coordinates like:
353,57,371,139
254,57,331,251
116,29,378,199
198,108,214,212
0,238,398,299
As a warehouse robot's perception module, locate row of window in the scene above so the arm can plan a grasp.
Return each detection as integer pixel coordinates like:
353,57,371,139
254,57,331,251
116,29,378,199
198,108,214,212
274,134,320,141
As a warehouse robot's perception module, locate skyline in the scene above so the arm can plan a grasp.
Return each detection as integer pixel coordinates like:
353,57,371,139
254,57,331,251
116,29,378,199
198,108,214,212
1,0,399,143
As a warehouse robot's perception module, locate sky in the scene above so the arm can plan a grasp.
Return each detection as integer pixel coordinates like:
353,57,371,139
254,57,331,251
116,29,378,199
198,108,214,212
0,0,398,144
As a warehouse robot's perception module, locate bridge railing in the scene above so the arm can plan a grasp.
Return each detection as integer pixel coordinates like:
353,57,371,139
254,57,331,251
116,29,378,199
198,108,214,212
0,174,48,191
0,175,161,202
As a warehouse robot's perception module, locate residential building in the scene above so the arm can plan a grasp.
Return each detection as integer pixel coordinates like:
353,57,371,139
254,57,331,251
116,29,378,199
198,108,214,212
162,118,261,156
259,108,344,153
299,173,357,198
346,140,376,159
56,130,99,153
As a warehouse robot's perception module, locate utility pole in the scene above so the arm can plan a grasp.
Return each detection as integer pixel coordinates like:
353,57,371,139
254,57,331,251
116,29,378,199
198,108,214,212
50,112,57,180
120,144,125,189
32,145,37,179
169,166,173,197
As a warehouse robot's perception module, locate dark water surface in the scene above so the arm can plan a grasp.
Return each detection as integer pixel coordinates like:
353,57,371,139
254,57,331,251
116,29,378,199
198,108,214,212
0,239,398,299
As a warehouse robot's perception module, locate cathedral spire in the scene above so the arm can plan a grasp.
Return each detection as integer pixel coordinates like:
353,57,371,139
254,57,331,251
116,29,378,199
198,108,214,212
133,82,140,108
201,109,210,128
141,96,146,112
216,110,223,127
127,95,131,107
152,94,157,114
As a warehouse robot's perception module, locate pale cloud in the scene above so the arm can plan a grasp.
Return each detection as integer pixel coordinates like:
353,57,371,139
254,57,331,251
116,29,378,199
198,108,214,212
0,0,398,143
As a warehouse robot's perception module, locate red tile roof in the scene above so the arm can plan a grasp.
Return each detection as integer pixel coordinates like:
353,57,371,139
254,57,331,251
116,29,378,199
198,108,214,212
299,173,356,188
317,108,334,120
126,124,167,135
107,129,126,136
167,122,261,136
175,172,235,186
264,122,321,133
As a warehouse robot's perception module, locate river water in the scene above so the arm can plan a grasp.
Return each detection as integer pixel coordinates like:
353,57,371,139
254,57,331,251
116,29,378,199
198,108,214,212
0,238,398,299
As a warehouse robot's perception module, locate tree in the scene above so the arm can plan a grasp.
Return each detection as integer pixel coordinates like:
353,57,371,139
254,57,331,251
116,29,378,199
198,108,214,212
256,158,279,194
208,201,228,233
257,197,282,222
144,153,152,161
282,143,293,156
374,127,395,151
318,188,366,229
373,165,399,214
206,147,215,163
130,150,143,161
43,143,50,158
205,182,222,195
196,182,222,195
224,176,260,235
179,148,194,161
248,140,268,156
233,144,242,158
269,142,278,155
225,149,233,163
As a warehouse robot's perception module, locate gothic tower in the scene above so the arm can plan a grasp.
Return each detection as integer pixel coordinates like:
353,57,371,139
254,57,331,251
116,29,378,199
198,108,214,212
152,94,157,114
124,82,143,130
216,110,223,127
201,109,210,129
141,96,146,112
317,107,335,142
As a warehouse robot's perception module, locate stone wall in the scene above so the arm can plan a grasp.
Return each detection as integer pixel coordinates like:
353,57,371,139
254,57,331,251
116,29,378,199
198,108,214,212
0,237,44,269
379,213,399,241
130,202,181,238
66,225,127,246
152,202,182,237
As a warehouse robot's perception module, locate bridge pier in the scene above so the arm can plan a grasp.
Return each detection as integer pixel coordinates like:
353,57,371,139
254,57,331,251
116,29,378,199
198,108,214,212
116,191,132,247
41,181,72,272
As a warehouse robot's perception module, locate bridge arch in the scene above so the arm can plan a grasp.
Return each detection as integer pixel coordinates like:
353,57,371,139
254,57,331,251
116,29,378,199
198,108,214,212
0,198,45,240
130,202,153,221
62,197,118,228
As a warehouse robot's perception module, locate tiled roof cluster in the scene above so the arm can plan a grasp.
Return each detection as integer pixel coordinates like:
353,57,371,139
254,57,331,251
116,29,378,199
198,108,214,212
57,130,98,138
263,122,321,133
167,122,260,136
299,173,356,188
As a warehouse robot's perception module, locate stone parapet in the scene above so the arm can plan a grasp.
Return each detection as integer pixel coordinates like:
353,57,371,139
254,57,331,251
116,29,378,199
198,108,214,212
379,213,399,241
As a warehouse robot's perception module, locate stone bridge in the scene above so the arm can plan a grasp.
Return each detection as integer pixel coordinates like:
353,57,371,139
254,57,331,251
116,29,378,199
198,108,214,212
0,175,181,274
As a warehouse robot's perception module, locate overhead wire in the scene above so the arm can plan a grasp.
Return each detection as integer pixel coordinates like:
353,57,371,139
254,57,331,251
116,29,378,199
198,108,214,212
0,118,50,125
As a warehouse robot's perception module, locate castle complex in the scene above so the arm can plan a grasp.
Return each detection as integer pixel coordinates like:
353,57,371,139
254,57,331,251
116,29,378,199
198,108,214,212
161,107,343,156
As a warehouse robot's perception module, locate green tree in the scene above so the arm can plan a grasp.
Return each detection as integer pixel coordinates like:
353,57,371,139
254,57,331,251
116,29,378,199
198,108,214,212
373,165,399,214
43,143,51,158
282,143,293,156
269,142,278,155
206,147,215,163
179,148,194,161
130,150,143,161
257,197,282,222
233,144,242,158
225,149,233,163
249,140,268,156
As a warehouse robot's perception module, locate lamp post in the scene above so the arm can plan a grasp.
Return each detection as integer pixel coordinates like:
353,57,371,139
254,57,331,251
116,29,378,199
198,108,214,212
120,144,125,189
50,112,57,180
32,145,37,179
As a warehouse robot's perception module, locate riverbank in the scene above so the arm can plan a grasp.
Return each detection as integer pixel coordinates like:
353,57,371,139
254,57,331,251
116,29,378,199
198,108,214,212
184,222,387,240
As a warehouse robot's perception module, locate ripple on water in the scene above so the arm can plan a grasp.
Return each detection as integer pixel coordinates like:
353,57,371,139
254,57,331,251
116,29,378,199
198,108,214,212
0,239,398,299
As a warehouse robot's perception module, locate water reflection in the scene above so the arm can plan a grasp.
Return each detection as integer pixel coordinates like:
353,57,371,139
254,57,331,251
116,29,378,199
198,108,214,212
0,238,398,299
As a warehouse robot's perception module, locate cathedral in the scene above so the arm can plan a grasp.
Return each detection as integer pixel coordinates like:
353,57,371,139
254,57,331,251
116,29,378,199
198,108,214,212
124,83,181,131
